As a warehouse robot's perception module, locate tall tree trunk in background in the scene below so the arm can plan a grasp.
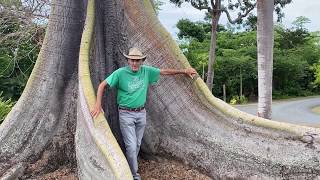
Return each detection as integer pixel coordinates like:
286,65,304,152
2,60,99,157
206,6,221,91
257,0,274,119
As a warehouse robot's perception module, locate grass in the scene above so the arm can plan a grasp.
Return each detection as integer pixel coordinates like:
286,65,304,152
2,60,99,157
311,106,320,115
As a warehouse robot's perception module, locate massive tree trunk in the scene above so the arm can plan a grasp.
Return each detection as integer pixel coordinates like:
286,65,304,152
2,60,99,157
257,0,274,119
0,0,85,178
1,0,320,179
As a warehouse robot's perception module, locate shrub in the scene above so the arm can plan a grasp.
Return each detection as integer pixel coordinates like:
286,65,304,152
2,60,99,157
0,92,14,124
230,95,248,105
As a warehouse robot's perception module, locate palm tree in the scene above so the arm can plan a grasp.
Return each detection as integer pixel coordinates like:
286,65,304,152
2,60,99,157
257,0,274,119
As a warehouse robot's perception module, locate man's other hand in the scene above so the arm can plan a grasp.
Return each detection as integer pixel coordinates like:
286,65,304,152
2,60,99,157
90,103,103,119
185,68,197,79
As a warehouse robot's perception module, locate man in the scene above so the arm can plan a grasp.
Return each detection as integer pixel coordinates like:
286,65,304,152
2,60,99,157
91,47,196,180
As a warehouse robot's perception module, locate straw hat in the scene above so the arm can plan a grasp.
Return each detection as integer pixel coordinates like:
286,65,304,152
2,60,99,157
123,47,146,60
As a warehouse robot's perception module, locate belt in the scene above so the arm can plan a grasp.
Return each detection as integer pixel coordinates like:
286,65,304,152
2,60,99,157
118,106,145,112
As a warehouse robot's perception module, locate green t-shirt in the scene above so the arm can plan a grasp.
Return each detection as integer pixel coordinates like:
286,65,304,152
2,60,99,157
105,65,160,108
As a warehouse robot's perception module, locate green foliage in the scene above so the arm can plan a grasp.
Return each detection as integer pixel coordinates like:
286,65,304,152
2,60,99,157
292,16,311,29
243,14,257,31
176,19,207,42
230,95,248,105
176,18,227,42
275,26,311,49
216,31,258,100
0,92,14,124
180,29,258,101
152,0,164,15
273,22,320,96
180,39,210,74
177,17,320,102
274,0,292,22
315,64,320,86
0,10,44,101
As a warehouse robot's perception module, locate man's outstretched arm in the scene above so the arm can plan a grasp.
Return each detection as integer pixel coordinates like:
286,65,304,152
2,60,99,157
160,67,197,78
90,80,108,118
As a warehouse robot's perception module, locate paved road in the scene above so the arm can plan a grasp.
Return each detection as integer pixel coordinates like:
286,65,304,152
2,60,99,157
234,96,320,126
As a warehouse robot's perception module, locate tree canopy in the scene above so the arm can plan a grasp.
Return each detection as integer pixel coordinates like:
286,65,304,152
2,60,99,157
177,17,320,102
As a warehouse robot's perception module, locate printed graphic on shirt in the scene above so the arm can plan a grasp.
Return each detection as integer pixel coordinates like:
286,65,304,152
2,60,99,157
128,76,144,93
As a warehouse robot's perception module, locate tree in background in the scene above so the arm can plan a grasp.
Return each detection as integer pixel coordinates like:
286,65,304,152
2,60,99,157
0,11,45,100
243,14,257,31
177,16,320,103
0,0,48,101
176,19,207,42
170,0,256,91
177,21,258,102
315,64,320,86
169,0,291,92
256,0,274,119
0,0,48,124
292,16,311,30
273,19,320,96
176,18,226,42
310,30,320,88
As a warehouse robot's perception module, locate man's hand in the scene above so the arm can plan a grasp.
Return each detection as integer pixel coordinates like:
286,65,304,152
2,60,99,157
184,68,197,79
91,81,107,119
90,103,104,118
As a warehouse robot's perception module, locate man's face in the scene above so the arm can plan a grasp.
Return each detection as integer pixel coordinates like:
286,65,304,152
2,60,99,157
128,58,143,72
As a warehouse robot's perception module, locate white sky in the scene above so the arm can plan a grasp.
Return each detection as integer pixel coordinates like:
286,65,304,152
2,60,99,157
158,0,320,38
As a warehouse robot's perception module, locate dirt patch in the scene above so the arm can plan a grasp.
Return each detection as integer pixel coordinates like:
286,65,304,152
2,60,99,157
20,155,211,179
32,167,77,180
139,157,212,180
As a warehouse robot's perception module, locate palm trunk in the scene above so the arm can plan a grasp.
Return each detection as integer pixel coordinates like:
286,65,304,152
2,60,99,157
257,0,274,119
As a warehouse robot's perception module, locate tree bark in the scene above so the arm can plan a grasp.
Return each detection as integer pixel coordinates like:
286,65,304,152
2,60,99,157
206,12,221,91
0,0,85,178
124,1,320,179
1,0,320,179
257,0,274,119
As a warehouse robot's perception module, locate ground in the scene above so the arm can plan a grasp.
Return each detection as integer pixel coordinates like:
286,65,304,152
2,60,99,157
139,157,212,180
32,156,212,179
33,167,77,180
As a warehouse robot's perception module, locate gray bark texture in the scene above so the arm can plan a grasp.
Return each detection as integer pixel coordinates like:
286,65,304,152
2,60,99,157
1,0,320,179
0,0,85,178
257,0,274,119
206,3,221,91
120,1,320,179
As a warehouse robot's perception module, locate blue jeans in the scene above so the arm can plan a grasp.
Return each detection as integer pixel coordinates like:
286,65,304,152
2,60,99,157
119,109,146,180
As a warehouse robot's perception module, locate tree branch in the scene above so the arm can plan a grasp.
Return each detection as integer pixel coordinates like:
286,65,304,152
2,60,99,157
222,2,256,24
190,0,209,10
